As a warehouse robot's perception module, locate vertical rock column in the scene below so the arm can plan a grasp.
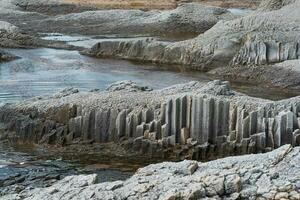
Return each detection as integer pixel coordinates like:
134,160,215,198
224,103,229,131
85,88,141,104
190,96,203,143
202,97,214,144
95,109,110,143
116,110,127,139
132,111,144,138
235,106,246,143
108,109,118,141
274,111,295,147
171,97,181,143
68,116,82,139
211,99,230,143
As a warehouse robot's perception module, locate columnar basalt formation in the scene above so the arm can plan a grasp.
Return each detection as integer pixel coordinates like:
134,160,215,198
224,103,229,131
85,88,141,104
1,81,300,160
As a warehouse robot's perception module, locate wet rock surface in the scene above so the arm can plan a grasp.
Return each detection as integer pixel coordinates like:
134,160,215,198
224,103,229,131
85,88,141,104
2,145,299,200
0,139,145,197
0,50,18,62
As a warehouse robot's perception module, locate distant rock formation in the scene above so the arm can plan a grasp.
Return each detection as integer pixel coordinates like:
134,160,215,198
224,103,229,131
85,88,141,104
86,0,300,88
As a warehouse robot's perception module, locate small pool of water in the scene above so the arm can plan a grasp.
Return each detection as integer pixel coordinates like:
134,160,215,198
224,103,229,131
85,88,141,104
0,139,137,196
40,33,151,48
228,8,254,16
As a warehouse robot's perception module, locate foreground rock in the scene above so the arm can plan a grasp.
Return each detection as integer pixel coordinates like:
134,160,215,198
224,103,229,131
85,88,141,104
2,145,300,200
85,0,300,89
0,21,19,33
1,80,300,161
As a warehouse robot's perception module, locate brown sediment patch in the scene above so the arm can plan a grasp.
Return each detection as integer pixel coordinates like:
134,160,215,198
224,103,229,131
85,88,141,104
194,0,260,9
61,0,261,10
62,0,178,10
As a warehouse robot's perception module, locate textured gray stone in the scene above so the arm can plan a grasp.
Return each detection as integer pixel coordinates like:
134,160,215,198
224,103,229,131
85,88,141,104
4,145,299,200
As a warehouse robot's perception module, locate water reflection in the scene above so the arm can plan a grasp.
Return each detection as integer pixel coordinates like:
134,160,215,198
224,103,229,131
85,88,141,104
0,48,211,103
0,48,299,104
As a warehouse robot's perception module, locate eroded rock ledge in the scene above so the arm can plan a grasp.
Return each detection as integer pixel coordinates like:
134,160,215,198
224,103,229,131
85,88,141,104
0,81,300,161
0,1,235,36
84,0,300,89
86,0,300,67
3,145,300,200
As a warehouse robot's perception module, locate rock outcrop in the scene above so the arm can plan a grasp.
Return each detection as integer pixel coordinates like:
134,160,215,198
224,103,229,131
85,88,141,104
210,59,300,90
2,145,300,200
0,0,235,36
85,0,300,88
1,81,300,160
0,21,18,33
32,3,234,36
14,0,97,15
0,49,18,62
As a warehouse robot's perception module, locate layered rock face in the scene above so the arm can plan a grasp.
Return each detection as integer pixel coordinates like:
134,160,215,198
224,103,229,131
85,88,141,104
86,0,300,72
0,0,235,36
210,59,300,90
1,81,300,160
14,0,98,15
3,145,300,200
33,3,234,36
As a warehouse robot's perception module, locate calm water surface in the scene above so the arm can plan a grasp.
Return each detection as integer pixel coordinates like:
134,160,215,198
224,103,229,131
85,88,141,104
0,48,212,103
0,47,298,104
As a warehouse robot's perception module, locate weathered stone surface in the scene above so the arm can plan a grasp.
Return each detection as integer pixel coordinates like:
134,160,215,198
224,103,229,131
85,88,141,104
83,0,300,90
0,21,19,33
3,145,300,200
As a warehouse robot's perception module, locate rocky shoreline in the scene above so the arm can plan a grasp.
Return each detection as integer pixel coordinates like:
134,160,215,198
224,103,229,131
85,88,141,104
2,144,300,200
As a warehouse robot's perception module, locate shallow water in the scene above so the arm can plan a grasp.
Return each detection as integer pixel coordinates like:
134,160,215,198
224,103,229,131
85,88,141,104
228,8,253,16
0,140,136,196
0,48,212,103
41,33,151,48
0,47,299,104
